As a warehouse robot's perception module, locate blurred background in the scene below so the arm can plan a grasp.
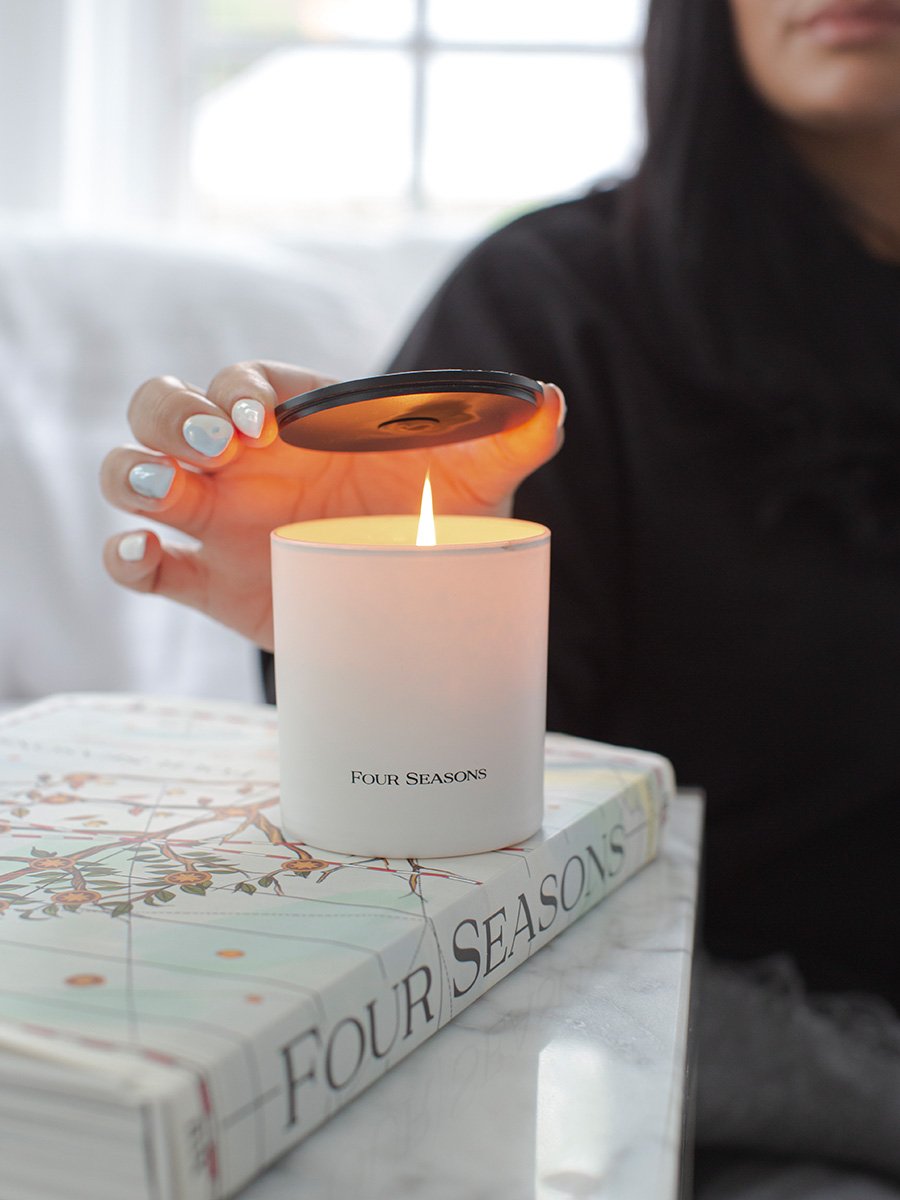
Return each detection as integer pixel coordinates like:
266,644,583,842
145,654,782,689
3,0,646,236
0,0,647,707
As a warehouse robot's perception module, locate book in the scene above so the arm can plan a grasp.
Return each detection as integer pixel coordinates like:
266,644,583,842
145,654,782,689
0,693,674,1200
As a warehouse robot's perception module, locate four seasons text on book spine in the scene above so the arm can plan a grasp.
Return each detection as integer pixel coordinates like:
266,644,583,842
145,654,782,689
280,820,626,1128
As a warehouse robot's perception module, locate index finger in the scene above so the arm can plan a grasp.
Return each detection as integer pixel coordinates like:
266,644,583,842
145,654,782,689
127,375,240,471
207,360,338,449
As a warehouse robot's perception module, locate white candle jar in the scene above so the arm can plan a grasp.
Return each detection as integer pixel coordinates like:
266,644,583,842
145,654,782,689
271,513,550,858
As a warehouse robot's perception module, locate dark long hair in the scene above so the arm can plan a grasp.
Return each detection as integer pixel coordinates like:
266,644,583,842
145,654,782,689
617,0,900,549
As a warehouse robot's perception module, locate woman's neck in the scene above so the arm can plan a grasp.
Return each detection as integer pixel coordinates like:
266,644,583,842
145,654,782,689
786,123,900,261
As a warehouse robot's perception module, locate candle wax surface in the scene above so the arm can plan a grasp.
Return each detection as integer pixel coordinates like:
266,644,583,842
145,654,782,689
274,514,549,550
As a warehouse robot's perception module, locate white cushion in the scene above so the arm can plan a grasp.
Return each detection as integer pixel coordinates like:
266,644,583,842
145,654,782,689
0,221,462,704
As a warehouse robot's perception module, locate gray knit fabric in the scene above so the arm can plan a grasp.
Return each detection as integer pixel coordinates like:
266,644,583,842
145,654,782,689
694,955,900,1198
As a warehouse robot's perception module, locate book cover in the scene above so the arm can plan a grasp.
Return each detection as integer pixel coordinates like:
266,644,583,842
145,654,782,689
0,694,673,1200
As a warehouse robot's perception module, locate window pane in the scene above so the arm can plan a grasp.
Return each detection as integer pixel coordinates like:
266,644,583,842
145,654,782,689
427,0,648,46
201,0,415,41
423,52,642,209
190,49,413,225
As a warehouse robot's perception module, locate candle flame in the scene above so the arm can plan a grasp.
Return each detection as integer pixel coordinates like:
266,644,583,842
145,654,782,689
416,470,437,546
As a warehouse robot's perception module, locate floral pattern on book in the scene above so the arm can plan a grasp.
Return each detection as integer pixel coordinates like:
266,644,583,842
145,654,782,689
0,770,482,921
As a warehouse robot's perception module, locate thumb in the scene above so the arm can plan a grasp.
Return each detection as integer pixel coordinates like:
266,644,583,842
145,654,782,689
493,380,566,470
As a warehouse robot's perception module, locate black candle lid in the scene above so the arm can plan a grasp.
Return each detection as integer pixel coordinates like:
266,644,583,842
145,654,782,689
275,369,542,452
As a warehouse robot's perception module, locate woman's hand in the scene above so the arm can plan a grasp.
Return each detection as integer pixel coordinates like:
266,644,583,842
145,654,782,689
100,360,565,650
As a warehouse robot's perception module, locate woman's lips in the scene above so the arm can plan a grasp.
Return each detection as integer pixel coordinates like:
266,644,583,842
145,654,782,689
799,2,900,46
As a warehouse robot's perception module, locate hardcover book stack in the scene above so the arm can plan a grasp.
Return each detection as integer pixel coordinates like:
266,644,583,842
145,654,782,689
0,694,673,1200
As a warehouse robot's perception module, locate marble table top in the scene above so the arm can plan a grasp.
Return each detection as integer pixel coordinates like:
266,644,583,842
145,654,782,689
241,792,704,1200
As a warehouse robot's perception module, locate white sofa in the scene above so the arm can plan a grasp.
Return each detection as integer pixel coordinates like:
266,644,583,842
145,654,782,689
0,220,466,706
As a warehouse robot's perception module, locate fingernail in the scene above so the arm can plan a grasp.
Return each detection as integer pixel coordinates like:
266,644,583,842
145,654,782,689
231,398,265,439
182,413,234,458
118,532,147,562
128,462,175,500
551,384,567,429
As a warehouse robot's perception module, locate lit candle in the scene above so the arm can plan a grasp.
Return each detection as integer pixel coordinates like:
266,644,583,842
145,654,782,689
271,476,550,858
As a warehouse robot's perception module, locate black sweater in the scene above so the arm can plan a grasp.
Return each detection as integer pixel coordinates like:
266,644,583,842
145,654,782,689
386,189,900,1007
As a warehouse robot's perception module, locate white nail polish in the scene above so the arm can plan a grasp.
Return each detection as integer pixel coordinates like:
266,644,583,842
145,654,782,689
129,462,175,499
553,384,568,430
232,398,265,439
182,413,234,458
538,381,567,430
118,532,147,562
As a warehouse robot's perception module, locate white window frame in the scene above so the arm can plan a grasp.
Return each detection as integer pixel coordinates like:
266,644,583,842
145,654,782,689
186,0,644,220
0,0,645,232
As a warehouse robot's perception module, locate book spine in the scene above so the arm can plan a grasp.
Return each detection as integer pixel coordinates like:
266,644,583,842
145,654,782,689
434,769,665,1020
144,1075,220,1200
209,764,669,1198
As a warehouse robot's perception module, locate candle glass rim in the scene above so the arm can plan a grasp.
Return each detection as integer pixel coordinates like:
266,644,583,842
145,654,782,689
271,514,550,553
